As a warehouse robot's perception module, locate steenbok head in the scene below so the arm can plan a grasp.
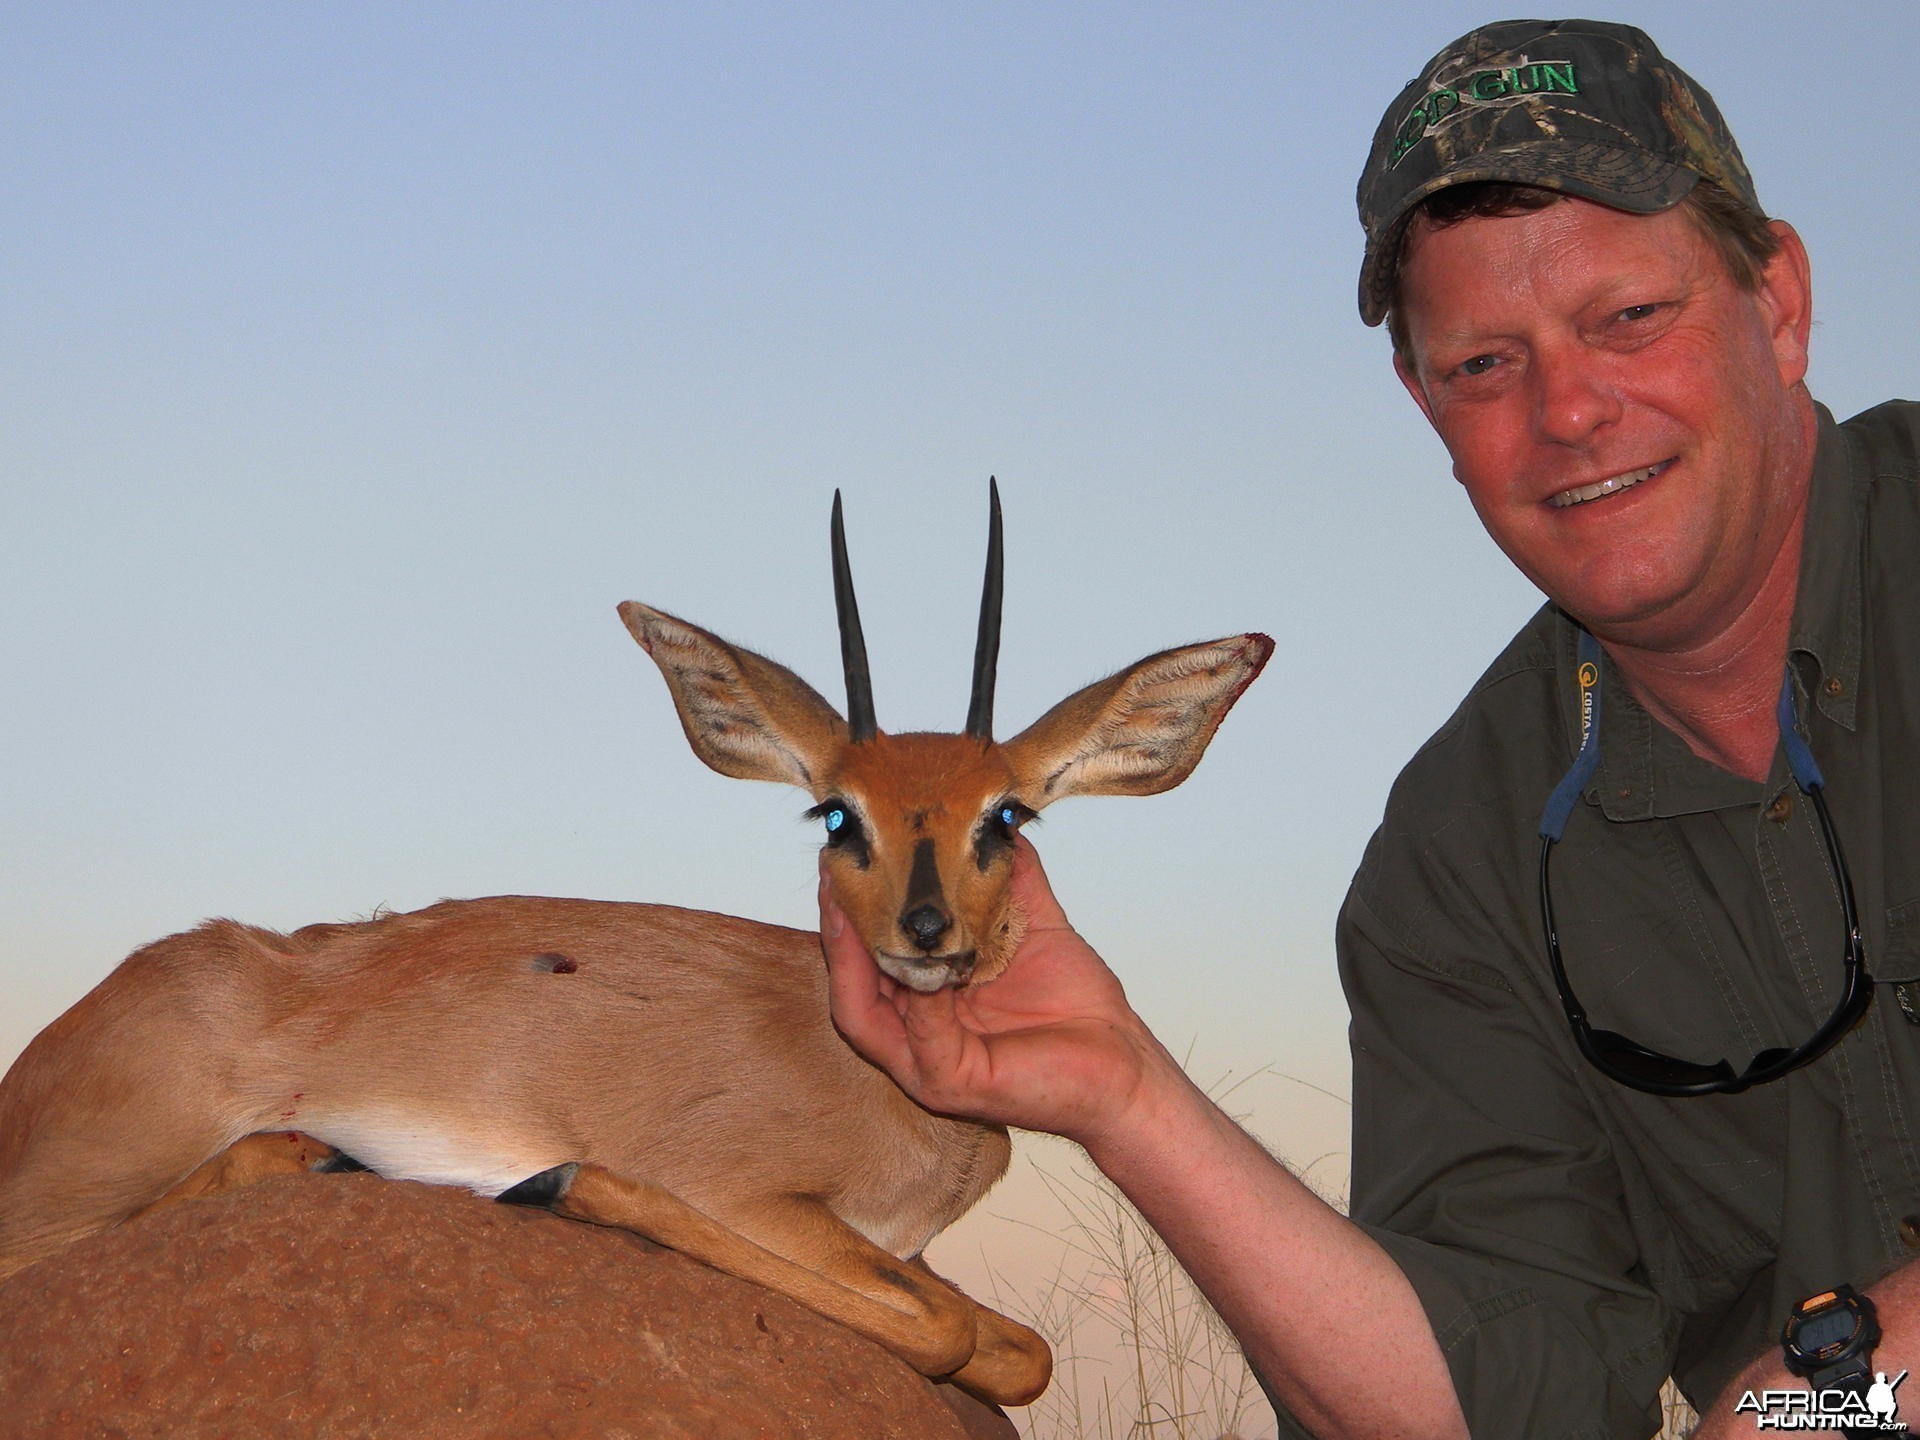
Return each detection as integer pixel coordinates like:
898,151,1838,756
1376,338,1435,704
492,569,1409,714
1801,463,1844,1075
620,484,1271,991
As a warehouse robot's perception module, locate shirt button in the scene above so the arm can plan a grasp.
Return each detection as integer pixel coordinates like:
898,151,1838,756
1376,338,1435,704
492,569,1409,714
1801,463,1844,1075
1765,794,1795,824
1826,676,1845,697
1902,1215,1920,1250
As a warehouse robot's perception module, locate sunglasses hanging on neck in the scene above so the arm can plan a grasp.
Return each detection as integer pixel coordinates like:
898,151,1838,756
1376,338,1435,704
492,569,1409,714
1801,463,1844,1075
1536,630,1871,1097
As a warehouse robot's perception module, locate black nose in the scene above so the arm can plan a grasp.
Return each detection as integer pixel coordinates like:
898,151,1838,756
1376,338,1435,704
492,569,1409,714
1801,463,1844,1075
901,904,951,952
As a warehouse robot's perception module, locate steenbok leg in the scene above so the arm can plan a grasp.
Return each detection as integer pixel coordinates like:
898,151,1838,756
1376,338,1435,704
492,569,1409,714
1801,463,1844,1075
132,1131,362,1220
499,1163,1001,1388
909,1256,1053,1406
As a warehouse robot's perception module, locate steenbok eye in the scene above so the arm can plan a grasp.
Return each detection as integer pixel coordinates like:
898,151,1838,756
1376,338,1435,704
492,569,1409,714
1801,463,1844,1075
807,797,869,863
988,802,1033,837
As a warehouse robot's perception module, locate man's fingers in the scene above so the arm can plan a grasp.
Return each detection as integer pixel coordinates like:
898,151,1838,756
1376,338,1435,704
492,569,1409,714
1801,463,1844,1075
896,983,971,1093
1010,834,1075,932
819,876,916,1076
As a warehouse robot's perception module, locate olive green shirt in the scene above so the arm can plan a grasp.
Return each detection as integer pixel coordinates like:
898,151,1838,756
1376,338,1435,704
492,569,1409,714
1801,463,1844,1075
1325,401,1920,1437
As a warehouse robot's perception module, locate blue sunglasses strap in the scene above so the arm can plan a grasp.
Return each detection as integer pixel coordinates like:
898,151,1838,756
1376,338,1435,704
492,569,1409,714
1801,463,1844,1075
1540,629,1605,842
1777,669,1827,793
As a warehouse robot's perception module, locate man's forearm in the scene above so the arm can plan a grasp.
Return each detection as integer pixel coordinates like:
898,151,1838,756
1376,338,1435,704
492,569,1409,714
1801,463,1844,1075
1076,1041,1468,1440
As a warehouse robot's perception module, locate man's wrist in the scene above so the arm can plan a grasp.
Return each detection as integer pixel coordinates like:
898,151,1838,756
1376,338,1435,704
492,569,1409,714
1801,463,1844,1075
1072,1036,1222,1174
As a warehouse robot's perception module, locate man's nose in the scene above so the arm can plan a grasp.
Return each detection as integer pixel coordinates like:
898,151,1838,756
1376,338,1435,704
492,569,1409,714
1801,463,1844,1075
1532,348,1622,445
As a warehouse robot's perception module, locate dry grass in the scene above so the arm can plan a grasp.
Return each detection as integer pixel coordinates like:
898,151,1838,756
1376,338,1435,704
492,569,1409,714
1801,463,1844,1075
987,1153,1265,1440
1660,1379,1699,1438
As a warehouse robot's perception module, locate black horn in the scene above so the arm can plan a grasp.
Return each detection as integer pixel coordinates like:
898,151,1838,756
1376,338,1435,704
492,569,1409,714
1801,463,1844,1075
831,491,878,743
964,478,1003,739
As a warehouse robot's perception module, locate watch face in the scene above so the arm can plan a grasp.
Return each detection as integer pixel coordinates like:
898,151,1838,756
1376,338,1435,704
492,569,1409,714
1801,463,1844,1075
1797,1308,1858,1355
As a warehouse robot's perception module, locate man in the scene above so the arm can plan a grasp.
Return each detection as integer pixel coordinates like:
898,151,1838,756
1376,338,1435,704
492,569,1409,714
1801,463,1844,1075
823,18,1920,1437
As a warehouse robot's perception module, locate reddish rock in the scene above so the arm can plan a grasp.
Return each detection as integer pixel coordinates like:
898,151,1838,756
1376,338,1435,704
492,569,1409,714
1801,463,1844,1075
0,1172,1019,1440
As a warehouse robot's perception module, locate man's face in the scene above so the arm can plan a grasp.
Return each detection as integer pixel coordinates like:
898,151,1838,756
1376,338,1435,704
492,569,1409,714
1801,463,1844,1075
1391,195,1814,653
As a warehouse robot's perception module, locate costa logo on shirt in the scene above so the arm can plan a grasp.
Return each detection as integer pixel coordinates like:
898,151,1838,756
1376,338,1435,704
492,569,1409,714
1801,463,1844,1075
1576,660,1599,749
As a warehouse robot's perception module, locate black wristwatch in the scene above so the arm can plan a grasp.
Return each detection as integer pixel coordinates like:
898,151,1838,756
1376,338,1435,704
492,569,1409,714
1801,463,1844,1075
1782,1284,1880,1401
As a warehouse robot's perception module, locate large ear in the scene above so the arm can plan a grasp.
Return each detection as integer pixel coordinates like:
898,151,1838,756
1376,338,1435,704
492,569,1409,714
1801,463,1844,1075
1000,634,1272,804
619,601,847,791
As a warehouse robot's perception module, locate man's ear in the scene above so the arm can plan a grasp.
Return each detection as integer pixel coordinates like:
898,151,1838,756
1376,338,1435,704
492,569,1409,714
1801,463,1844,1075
618,601,846,791
1756,219,1814,391
999,634,1272,804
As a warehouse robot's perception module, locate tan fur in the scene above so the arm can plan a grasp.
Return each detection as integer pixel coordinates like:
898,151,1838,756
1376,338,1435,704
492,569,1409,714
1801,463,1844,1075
0,596,1269,1408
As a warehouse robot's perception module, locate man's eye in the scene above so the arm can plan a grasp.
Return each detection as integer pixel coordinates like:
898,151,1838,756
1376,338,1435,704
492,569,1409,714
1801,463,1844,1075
1457,354,1501,377
1616,303,1660,323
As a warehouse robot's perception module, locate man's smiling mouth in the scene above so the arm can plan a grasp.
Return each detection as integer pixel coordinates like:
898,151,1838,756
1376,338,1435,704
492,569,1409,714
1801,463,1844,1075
1549,459,1674,509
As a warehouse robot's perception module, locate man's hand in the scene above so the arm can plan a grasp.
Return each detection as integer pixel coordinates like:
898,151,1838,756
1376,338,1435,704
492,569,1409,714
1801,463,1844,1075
819,835,1163,1146
823,834,1469,1438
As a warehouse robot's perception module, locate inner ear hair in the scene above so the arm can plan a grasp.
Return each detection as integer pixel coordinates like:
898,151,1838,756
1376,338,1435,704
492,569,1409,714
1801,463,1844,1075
1001,634,1272,803
618,601,847,790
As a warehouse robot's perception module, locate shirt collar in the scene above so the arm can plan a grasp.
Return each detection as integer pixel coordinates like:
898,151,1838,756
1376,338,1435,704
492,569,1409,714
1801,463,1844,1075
1788,402,1864,731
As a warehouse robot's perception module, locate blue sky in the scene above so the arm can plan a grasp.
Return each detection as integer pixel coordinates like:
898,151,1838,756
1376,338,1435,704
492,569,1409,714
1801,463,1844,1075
5,5,1918,1349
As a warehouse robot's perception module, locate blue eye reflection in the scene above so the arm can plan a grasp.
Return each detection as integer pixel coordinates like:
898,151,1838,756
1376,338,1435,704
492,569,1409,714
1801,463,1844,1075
1000,806,1017,827
824,807,847,833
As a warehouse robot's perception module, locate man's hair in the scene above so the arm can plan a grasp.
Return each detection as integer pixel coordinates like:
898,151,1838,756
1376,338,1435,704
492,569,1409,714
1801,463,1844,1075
1383,180,1782,360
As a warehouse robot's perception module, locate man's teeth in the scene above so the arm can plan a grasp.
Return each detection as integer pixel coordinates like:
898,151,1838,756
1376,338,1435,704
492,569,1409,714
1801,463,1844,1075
1550,462,1667,509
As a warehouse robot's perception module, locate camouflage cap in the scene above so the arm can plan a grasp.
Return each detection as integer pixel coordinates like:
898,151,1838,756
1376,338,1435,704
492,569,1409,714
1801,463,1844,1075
1355,18,1761,326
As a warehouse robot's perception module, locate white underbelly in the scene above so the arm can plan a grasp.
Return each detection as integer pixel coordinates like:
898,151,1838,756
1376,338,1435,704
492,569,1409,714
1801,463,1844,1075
307,1110,565,1197
838,1202,941,1260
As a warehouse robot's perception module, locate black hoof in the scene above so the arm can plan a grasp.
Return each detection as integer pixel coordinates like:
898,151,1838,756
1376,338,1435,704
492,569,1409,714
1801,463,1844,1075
314,1149,371,1174
497,1162,579,1208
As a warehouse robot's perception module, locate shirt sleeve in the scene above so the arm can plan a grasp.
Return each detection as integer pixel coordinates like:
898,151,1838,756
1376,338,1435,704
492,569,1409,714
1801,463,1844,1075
1298,874,1681,1439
